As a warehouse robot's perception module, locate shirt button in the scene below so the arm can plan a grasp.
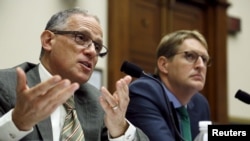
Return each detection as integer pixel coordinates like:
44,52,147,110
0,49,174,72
9,133,16,139
126,134,131,140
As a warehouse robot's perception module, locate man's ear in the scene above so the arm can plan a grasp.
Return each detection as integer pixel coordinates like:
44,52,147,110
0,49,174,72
40,30,54,51
157,56,169,74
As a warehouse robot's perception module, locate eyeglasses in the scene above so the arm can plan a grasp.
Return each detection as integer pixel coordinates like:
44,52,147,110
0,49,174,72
50,30,108,57
175,51,211,67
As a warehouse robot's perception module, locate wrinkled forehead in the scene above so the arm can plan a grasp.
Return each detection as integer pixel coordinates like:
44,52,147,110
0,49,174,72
66,14,103,38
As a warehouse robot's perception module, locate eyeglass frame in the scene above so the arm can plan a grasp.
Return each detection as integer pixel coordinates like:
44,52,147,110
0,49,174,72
50,30,108,57
174,51,212,67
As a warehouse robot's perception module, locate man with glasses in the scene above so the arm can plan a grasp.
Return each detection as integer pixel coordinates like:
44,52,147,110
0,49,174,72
125,30,211,141
0,8,149,141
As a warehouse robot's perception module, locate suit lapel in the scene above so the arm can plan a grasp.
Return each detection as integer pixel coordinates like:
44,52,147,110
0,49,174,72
73,84,105,141
36,117,53,140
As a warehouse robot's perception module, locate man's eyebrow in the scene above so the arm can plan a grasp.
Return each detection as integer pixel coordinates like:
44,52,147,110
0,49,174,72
77,28,103,43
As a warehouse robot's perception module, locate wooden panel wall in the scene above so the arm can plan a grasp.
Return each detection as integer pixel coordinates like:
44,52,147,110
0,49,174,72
108,0,230,123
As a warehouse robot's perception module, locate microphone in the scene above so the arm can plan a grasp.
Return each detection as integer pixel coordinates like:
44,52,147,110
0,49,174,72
120,61,144,78
235,89,250,104
120,61,185,141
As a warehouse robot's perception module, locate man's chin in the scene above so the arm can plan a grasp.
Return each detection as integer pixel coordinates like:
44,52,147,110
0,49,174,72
196,85,204,91
191,82,204,91
73,74,90,84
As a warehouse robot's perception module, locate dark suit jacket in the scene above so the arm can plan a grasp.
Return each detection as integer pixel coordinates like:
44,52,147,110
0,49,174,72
0,62,148,141
126,75,211,141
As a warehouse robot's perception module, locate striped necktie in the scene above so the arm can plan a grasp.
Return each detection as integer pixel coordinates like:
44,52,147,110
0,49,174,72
176,106,192,141
60,97,85,141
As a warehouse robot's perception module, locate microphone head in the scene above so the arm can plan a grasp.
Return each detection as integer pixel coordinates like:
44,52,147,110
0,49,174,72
120,61,143,78
235,89,250,104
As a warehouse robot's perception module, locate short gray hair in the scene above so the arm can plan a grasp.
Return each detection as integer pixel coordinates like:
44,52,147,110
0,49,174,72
39,8,100,59
45,8,100,31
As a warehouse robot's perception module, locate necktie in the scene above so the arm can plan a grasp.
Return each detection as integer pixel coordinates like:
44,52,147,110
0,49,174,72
60,97,85,141
176,106,192,141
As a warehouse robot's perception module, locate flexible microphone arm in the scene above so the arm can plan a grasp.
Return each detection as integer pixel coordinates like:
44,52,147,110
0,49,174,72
235,89,250,104
120,61,185,141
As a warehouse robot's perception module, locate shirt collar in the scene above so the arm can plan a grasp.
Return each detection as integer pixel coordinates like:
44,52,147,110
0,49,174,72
160,81,183,108
38,62,52,82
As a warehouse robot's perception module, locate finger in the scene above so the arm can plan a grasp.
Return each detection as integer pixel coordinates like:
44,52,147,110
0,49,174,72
40,81,79,110
123,75,132,85
115,76,131,107
28,75,62,97
99,95,109,111
99,94,115,114
116,75,132,96
100,87,119,109
16,67,29,92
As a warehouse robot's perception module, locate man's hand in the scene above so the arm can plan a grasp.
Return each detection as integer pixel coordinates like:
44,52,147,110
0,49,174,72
12,67,79,131
99,75,132,138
